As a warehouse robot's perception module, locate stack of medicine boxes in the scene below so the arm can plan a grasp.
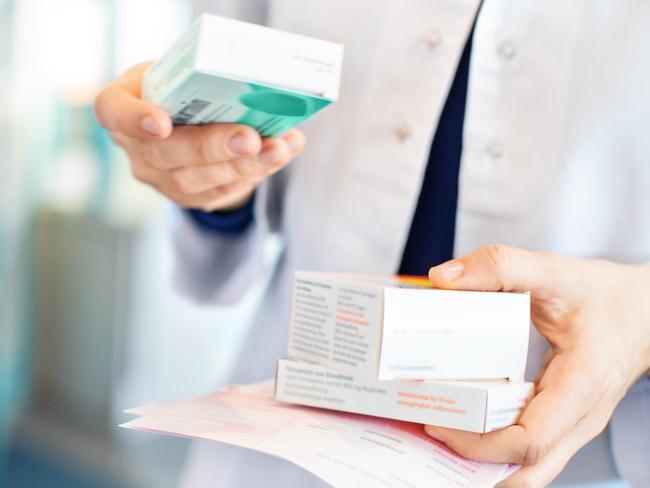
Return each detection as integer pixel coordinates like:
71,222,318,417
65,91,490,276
275,272,534,433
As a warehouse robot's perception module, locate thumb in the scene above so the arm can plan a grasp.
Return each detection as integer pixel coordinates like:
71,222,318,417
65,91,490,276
94,61,172,139
428,244,557,294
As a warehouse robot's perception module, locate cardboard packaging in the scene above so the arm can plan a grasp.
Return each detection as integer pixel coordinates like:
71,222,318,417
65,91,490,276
143,13,344,136
288,272,530,380
275,359,534,433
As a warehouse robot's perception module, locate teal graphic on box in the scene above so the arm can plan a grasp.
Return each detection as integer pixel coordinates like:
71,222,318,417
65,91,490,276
143,14,344,137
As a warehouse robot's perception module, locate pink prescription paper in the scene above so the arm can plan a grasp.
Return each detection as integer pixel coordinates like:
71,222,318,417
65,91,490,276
121,381,517,488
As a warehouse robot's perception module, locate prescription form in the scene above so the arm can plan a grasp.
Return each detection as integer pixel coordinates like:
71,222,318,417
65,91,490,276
122,381,516,487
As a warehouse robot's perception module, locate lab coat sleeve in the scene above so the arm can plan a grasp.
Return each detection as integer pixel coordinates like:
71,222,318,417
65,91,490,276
169,0,274,304
171,169,287,305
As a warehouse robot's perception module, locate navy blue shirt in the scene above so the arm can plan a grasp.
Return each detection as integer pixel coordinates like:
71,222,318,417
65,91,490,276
189,28,474,275
188,194,256,235
397,24,473,274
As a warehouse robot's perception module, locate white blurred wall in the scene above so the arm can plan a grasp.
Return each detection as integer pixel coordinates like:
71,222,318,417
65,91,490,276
2,1,266,485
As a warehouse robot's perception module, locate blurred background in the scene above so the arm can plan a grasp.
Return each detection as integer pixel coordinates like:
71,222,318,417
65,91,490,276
0,1,267,486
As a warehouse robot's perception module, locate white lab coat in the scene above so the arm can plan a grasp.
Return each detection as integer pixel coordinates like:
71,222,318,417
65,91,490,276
176,1,650,486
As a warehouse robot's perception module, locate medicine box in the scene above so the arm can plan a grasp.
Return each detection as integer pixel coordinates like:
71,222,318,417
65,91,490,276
142,13,344,136
275,359,534,433
288,272,530,381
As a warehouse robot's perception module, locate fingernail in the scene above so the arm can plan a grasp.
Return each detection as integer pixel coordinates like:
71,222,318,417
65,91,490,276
283,132,303,152
229,133,255,155
140,116,161,137
258,147,279,166
432,260,464,282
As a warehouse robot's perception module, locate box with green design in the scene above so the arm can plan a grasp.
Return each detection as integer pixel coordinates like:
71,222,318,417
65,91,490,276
142,13,344,137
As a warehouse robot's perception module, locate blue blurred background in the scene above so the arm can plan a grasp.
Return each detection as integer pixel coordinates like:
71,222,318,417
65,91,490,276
0,1,263,486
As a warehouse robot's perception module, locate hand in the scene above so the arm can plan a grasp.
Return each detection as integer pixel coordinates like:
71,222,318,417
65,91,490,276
425,244,650,487
94,62,306,211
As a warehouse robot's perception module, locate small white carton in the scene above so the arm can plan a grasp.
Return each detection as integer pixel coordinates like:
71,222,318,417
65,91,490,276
275,359,534,433
143,14,344,137
288,272,530,380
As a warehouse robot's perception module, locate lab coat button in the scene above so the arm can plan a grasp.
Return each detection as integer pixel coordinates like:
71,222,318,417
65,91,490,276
423,30,441,49
486,142,504,158
394,122,412,141
498,41,516,59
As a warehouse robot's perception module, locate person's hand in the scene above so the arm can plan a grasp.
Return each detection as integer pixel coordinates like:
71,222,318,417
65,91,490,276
94,62,306,211
425,244,650,487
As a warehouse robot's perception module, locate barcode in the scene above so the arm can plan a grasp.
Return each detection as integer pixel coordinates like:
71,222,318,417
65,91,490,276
173,99,211,125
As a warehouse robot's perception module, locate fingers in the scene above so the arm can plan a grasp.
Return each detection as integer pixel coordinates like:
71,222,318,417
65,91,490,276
424,423,550,466
170,181,257,212
131,158,256,211
95,62,173,139
119,123,306,170
124,129,303,211
241,134,295,171
282,128,307,153
167,163,241,195
128,123,262,170
424,353,596,466
163,135,296,195
428,244,566,295
496,407,610,488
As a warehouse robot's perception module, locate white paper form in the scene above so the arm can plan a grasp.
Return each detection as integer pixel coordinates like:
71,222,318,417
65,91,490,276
121,381,517,488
